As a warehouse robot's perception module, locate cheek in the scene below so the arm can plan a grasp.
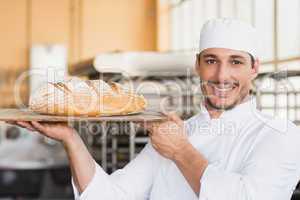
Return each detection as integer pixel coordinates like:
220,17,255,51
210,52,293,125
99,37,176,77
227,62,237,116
198,66,217,79
201,82,213,97
237,73,252,87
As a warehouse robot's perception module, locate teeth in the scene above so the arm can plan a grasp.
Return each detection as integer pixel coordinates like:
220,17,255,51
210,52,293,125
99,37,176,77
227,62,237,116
213,85,234,97
214,87,233,92
214,84,233,90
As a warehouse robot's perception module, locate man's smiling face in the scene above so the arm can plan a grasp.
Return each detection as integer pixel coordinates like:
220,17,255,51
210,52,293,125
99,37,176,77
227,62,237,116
196,48,259,111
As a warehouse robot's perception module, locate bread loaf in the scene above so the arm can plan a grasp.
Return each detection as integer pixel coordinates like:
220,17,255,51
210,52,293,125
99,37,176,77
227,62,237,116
29,77,147,116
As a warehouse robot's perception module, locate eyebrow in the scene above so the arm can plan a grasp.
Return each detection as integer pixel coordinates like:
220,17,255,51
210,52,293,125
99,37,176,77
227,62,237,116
201,54,247,60
230,55,247,60
201,54,218,58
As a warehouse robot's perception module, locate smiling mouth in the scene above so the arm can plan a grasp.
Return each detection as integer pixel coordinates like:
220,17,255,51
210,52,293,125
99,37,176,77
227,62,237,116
213,85,236,98
204,81,239,98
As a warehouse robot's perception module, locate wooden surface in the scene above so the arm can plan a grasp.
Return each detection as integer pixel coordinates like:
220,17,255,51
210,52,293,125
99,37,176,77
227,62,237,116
0,109,167,122
80,0,156,59
0,0,28,69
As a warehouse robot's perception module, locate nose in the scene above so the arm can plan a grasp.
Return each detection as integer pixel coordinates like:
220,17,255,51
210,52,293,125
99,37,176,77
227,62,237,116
216,62,231,83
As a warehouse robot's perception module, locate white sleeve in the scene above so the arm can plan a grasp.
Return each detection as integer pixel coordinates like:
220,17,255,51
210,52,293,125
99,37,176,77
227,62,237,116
199,129,300,200
72,162,110,200
72,143,161,200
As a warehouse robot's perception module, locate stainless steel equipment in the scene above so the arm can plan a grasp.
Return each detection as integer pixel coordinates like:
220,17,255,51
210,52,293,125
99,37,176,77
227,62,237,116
254,70,300,125
0,124,72,198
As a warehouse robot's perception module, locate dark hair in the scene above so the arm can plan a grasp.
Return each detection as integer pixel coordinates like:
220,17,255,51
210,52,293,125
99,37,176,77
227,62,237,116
249,53,255,68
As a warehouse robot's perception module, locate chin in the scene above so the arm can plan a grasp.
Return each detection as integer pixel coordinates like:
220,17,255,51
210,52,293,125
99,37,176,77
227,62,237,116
207,96,238,110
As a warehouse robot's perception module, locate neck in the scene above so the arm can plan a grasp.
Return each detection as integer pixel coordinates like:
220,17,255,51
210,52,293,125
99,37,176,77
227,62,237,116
206,108,222,119
205,94,251,119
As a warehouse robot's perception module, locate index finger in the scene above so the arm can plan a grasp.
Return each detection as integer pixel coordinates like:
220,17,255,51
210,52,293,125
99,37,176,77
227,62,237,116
165,112,183,125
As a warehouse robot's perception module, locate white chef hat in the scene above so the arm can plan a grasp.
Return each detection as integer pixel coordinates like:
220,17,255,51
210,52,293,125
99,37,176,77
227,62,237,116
199,18,260,58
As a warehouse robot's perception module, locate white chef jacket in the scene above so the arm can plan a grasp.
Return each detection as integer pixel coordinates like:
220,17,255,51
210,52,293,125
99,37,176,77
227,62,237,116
72,98,300,200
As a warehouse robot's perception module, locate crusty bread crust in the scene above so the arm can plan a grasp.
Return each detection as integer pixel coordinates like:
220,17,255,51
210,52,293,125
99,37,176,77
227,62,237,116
29,78,147,116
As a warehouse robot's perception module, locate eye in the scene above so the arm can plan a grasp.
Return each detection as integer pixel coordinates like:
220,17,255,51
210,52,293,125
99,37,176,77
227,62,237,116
206,59,217,64
231,60,243,65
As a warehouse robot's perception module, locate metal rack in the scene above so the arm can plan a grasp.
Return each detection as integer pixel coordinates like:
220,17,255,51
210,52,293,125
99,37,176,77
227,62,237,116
254,70,300,126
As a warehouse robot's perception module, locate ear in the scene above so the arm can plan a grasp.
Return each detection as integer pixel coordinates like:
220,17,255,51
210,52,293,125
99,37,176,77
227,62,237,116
251,58,260,81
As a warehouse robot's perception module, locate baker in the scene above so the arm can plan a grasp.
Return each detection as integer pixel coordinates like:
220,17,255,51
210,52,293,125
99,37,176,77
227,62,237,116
9,18,300,200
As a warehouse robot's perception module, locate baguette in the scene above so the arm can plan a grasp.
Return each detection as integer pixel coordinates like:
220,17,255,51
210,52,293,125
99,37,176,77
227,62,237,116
29,77,147,116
